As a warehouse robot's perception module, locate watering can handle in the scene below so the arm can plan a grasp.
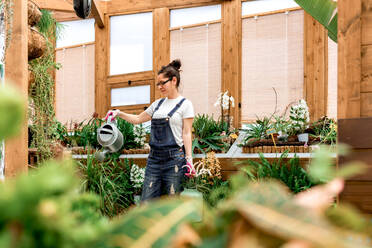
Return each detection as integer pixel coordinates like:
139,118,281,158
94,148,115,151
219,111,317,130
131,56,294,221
105,111,116,122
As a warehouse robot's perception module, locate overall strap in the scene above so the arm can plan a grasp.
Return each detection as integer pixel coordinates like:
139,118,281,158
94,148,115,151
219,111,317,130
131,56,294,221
167,98,186,118
152,98,166,117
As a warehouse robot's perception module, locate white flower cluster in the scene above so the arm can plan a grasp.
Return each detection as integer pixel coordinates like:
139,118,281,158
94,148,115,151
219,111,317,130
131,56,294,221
289,99,310,132
130,164,145,189
214,91,235,110
133,124,146,147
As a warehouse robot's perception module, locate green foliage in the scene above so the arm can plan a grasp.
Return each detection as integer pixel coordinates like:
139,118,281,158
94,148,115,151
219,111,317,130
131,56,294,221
241,116,272,146
78,155,134,217
294,0,338,42
309,145,367,184
192,114,229,154
79,117,104,148
0,0,14,50
241,151,316,193
310,116,337,145
37,9,64,40
116,118,138,149
0,85,25,141
0,160,112,248
50,119,70,146
29,10,62,163
109,198,202,248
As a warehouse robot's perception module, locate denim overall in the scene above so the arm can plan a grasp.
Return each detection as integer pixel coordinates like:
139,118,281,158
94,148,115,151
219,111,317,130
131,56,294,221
141,98,187,201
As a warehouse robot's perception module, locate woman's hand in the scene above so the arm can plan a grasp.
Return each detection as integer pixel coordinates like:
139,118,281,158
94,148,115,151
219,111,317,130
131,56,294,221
105,109,121,121
184,156,196,177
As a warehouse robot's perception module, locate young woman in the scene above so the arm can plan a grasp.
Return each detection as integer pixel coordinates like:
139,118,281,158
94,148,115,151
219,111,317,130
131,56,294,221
105,59,194,201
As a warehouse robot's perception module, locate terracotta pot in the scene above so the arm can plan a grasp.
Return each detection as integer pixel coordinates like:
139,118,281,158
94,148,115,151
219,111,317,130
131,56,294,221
28,0,42,26
28,27,47,60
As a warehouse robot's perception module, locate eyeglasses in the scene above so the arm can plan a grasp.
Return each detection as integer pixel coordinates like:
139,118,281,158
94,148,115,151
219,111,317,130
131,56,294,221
156,78,171,87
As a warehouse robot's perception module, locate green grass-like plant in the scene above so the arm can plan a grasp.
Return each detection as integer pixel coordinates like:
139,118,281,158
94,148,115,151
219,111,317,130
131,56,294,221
241,151,316,193
78,154,134,217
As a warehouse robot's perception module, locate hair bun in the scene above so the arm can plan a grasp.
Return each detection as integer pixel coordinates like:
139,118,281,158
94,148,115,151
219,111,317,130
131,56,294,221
169,59,181,70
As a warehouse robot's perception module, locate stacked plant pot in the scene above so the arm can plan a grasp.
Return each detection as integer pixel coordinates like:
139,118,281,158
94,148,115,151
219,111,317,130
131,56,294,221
27,0,46,88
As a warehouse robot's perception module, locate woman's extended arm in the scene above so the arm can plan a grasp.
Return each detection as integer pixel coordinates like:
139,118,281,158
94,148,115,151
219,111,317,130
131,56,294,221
107,110,151,125
182,118,194,160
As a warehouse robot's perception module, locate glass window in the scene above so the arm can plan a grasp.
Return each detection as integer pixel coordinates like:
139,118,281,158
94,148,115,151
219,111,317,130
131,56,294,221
241,10,304,122
111,85,151,107
170,5,221,28
110,12,153,75
171,23,221,118
56,19,95,48
242,0,299,16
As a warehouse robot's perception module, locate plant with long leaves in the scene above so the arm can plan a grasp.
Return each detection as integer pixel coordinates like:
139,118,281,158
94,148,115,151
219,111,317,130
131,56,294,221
192,114,229,154
78,154,134,217
240,151,316,193
294,0,338,42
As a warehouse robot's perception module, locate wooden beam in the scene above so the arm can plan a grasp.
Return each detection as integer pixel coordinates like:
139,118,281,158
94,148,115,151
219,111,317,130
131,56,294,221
92,0,105,28
52,10,80,22
304,13,328,122
4,0,28,177
153,8,170,101
33,0,74,12
338,0,362,119
95,14,109,118
221,0,242,128
105,0,223,15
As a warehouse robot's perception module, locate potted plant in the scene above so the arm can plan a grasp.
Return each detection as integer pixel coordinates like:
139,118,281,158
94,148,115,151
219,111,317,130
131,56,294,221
273,115,290,142
289,99,310,143
130,164,145,205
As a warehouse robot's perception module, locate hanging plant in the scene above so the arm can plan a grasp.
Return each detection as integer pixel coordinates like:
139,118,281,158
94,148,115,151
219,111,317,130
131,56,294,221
29,10,63,163
0,0,14,54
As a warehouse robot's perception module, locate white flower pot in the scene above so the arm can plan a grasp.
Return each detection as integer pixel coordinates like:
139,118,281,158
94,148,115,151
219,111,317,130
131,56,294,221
297,133,309,143
134,194,141,205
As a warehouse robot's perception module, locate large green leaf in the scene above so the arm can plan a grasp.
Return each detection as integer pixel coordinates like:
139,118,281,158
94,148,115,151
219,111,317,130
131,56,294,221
294,0,338,42
226,181,370,248
110,198,202,248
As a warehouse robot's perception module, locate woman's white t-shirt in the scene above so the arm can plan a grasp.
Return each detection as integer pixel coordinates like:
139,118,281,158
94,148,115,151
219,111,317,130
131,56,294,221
145,96,194,147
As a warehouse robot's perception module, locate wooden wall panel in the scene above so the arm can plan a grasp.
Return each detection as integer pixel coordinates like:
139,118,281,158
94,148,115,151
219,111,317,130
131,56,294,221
304,13,328,121
338,0,372,213
362,0,372,46
95,15,109,118
106,0,223,15
361,45,372,93
222,0,241,128
341,181,372,213
361,93,372,116
4,0,28,176
338,0,362,119
153,8,170,101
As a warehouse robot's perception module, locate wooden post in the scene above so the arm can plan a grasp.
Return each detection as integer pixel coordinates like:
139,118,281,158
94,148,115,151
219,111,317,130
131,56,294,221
4,0,28,176
95,15,109,118
222,0,242,128
153,8,170,101
338,0,372,213
338,0,361,119
304,13,328,122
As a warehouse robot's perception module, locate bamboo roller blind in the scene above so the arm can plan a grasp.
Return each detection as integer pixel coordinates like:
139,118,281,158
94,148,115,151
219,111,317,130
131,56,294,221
241,10,304,122
328,37,337,119
170,23,221,119
55,44,95,125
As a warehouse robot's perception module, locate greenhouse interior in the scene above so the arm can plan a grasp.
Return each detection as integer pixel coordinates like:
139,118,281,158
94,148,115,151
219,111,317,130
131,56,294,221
0,0,372,247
